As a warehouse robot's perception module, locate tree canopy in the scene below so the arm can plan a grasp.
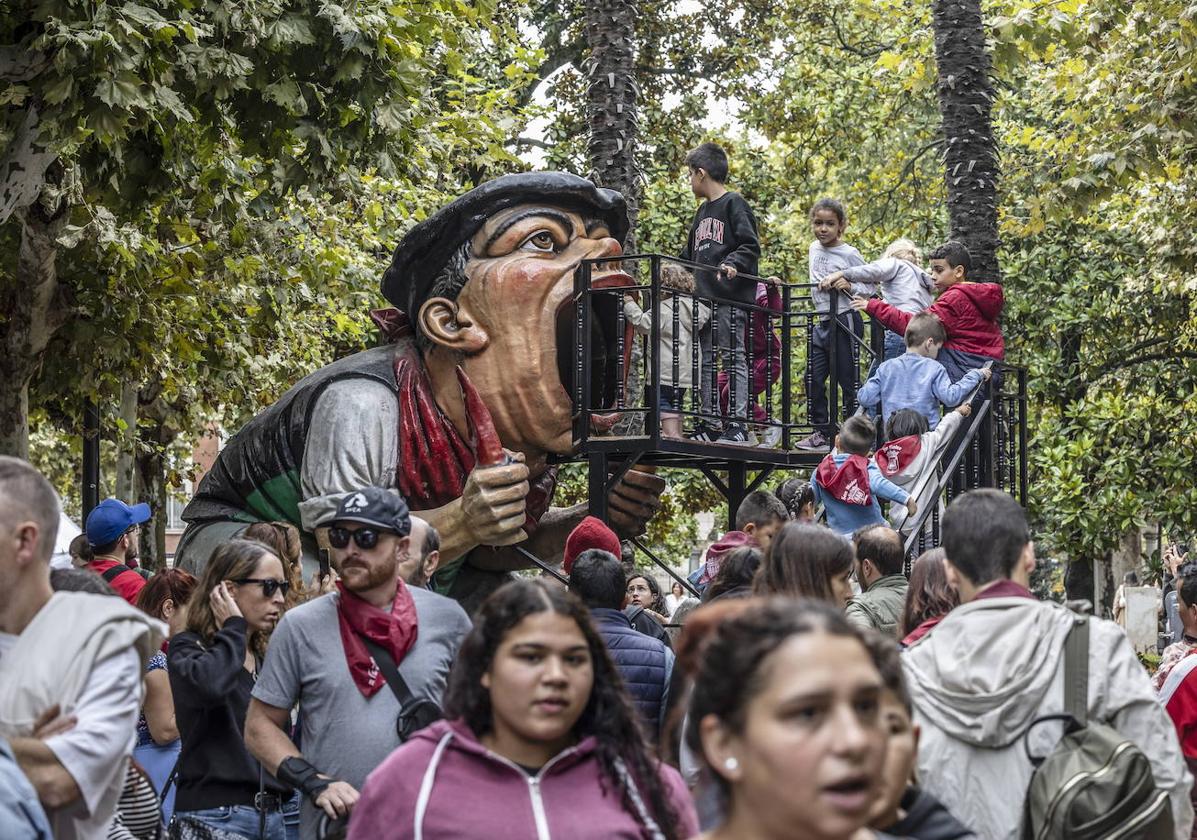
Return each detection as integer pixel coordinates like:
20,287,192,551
5,0,1196,581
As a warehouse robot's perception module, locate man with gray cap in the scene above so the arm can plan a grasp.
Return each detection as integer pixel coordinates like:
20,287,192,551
176,172,665,611
245,486,470,839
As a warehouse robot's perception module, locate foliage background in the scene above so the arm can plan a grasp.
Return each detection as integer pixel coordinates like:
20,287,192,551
5,0,1197,578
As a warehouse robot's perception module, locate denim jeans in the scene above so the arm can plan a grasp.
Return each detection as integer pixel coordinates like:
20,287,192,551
174,804,287,840
808,312,863,436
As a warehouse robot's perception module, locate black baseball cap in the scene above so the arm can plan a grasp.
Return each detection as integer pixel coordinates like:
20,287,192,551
380,171,629,319
329,487,411,536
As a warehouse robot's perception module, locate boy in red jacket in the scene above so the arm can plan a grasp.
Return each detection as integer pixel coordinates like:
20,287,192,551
851,240,1003,385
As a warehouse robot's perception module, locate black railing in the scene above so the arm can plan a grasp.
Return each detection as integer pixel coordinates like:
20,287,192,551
565,252,1027,575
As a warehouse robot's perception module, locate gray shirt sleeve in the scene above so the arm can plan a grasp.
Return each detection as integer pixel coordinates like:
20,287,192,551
298,379,401,531
252,610,303,711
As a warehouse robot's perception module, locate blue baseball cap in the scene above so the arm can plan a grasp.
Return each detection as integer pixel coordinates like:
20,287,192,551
85,498,151,547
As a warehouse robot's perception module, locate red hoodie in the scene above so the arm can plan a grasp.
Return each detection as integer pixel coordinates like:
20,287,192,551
865,281,1005,359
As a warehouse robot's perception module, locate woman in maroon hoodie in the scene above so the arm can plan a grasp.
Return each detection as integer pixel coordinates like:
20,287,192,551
347,580,698,840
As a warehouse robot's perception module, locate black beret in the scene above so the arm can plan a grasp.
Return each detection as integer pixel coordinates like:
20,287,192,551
380,171,629,315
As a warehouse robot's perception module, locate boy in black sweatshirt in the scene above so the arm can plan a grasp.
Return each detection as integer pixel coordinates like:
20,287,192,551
679,142,761,443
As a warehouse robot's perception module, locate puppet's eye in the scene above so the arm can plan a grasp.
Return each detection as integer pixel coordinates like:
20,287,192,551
521,230,559,253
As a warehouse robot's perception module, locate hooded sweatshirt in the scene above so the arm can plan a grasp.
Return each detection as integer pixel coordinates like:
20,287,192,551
876,409,965,533
346,719,698,840
866,281,1005,359
903,593,1194,839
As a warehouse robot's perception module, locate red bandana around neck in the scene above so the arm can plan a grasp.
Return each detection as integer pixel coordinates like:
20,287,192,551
815,453,873,506
335,580,420,698
392,346,556,535
875,435,923,478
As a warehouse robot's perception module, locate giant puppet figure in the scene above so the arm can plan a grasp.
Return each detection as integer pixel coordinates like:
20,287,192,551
175,172,663,609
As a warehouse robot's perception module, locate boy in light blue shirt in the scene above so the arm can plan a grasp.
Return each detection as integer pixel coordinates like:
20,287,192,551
857,312,991,431
814,415,915,537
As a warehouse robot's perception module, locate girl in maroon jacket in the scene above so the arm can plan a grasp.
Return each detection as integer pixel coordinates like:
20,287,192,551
347,581,697,840
851,240,1004,385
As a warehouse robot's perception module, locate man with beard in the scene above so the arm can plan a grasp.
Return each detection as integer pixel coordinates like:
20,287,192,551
245,486,471,839
176,172,664,611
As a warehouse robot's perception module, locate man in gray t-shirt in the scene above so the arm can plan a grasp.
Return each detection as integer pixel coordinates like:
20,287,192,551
244,486,471,840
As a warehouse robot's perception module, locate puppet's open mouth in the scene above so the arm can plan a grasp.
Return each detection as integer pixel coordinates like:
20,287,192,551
556,272,633,433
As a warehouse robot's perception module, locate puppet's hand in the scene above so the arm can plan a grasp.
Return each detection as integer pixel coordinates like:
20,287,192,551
607,469,666,538
461,452,530,546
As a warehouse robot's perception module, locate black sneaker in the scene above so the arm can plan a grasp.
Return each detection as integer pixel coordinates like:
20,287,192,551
687,421,720,442
717,423,750,444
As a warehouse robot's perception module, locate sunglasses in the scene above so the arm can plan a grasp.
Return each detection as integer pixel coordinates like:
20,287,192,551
233,578,290,598
328,526,392,550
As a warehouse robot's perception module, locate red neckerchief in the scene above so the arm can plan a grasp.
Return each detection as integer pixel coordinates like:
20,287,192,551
336,580,419,698
901,616,943,648
390,334,556,534
815,453,873,506
972,580,1036,602
875,435,923,478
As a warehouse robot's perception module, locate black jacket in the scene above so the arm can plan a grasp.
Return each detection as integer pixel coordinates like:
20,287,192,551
679,191,761,303
168,618,290,811
885,786,977,839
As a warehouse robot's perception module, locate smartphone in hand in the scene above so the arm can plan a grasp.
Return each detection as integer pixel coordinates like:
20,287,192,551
318,548,331,580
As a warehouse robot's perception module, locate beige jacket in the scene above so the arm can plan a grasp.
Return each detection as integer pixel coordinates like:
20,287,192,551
0,591,165,736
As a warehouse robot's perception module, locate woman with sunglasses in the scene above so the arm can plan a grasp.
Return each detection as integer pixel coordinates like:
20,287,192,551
169,538,295,839
347,580,698,839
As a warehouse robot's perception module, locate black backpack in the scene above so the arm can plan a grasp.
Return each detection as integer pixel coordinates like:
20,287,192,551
1021,614,1173,839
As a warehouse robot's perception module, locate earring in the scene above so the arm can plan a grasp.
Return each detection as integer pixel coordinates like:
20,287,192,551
723,757,739,772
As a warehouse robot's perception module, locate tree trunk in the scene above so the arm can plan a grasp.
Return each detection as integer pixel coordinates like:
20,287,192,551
135,387,177,570
584,0,643,433
135,443,168,571
0,190,68,457
114,380,139,500
931,0,1001,282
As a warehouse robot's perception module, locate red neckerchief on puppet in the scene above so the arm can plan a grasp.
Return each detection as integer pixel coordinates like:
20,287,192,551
371,308,555,533
874,435,922,478
815,453,873,506
335,579,419,698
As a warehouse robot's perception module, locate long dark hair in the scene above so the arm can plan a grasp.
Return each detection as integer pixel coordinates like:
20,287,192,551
186,538,279,659
754,521,854,603
686,597,871,800
628,572,666,614
444,580,682,839
899,548,958,637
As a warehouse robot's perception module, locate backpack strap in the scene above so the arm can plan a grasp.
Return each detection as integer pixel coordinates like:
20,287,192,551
101,564,135,585
1063,615,1090,727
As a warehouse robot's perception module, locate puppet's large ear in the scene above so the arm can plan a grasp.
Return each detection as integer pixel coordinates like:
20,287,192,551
418,297,488,354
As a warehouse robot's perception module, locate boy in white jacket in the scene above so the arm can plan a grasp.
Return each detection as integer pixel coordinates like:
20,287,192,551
623,265,711,438
875,404,970,535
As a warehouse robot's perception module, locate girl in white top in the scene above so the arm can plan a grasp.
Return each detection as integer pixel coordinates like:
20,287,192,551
623,265,711,438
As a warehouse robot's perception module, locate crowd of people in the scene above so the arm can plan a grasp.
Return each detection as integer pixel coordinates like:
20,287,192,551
1,144,1188,840
4,449,1197,840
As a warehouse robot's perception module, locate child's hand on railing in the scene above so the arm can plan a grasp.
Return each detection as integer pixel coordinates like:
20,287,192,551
905,497,918,517
719,263,738,279
764,275,783,287
955,403,972,418
848,296,869,311
817,270,843,291
980,366,993,381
